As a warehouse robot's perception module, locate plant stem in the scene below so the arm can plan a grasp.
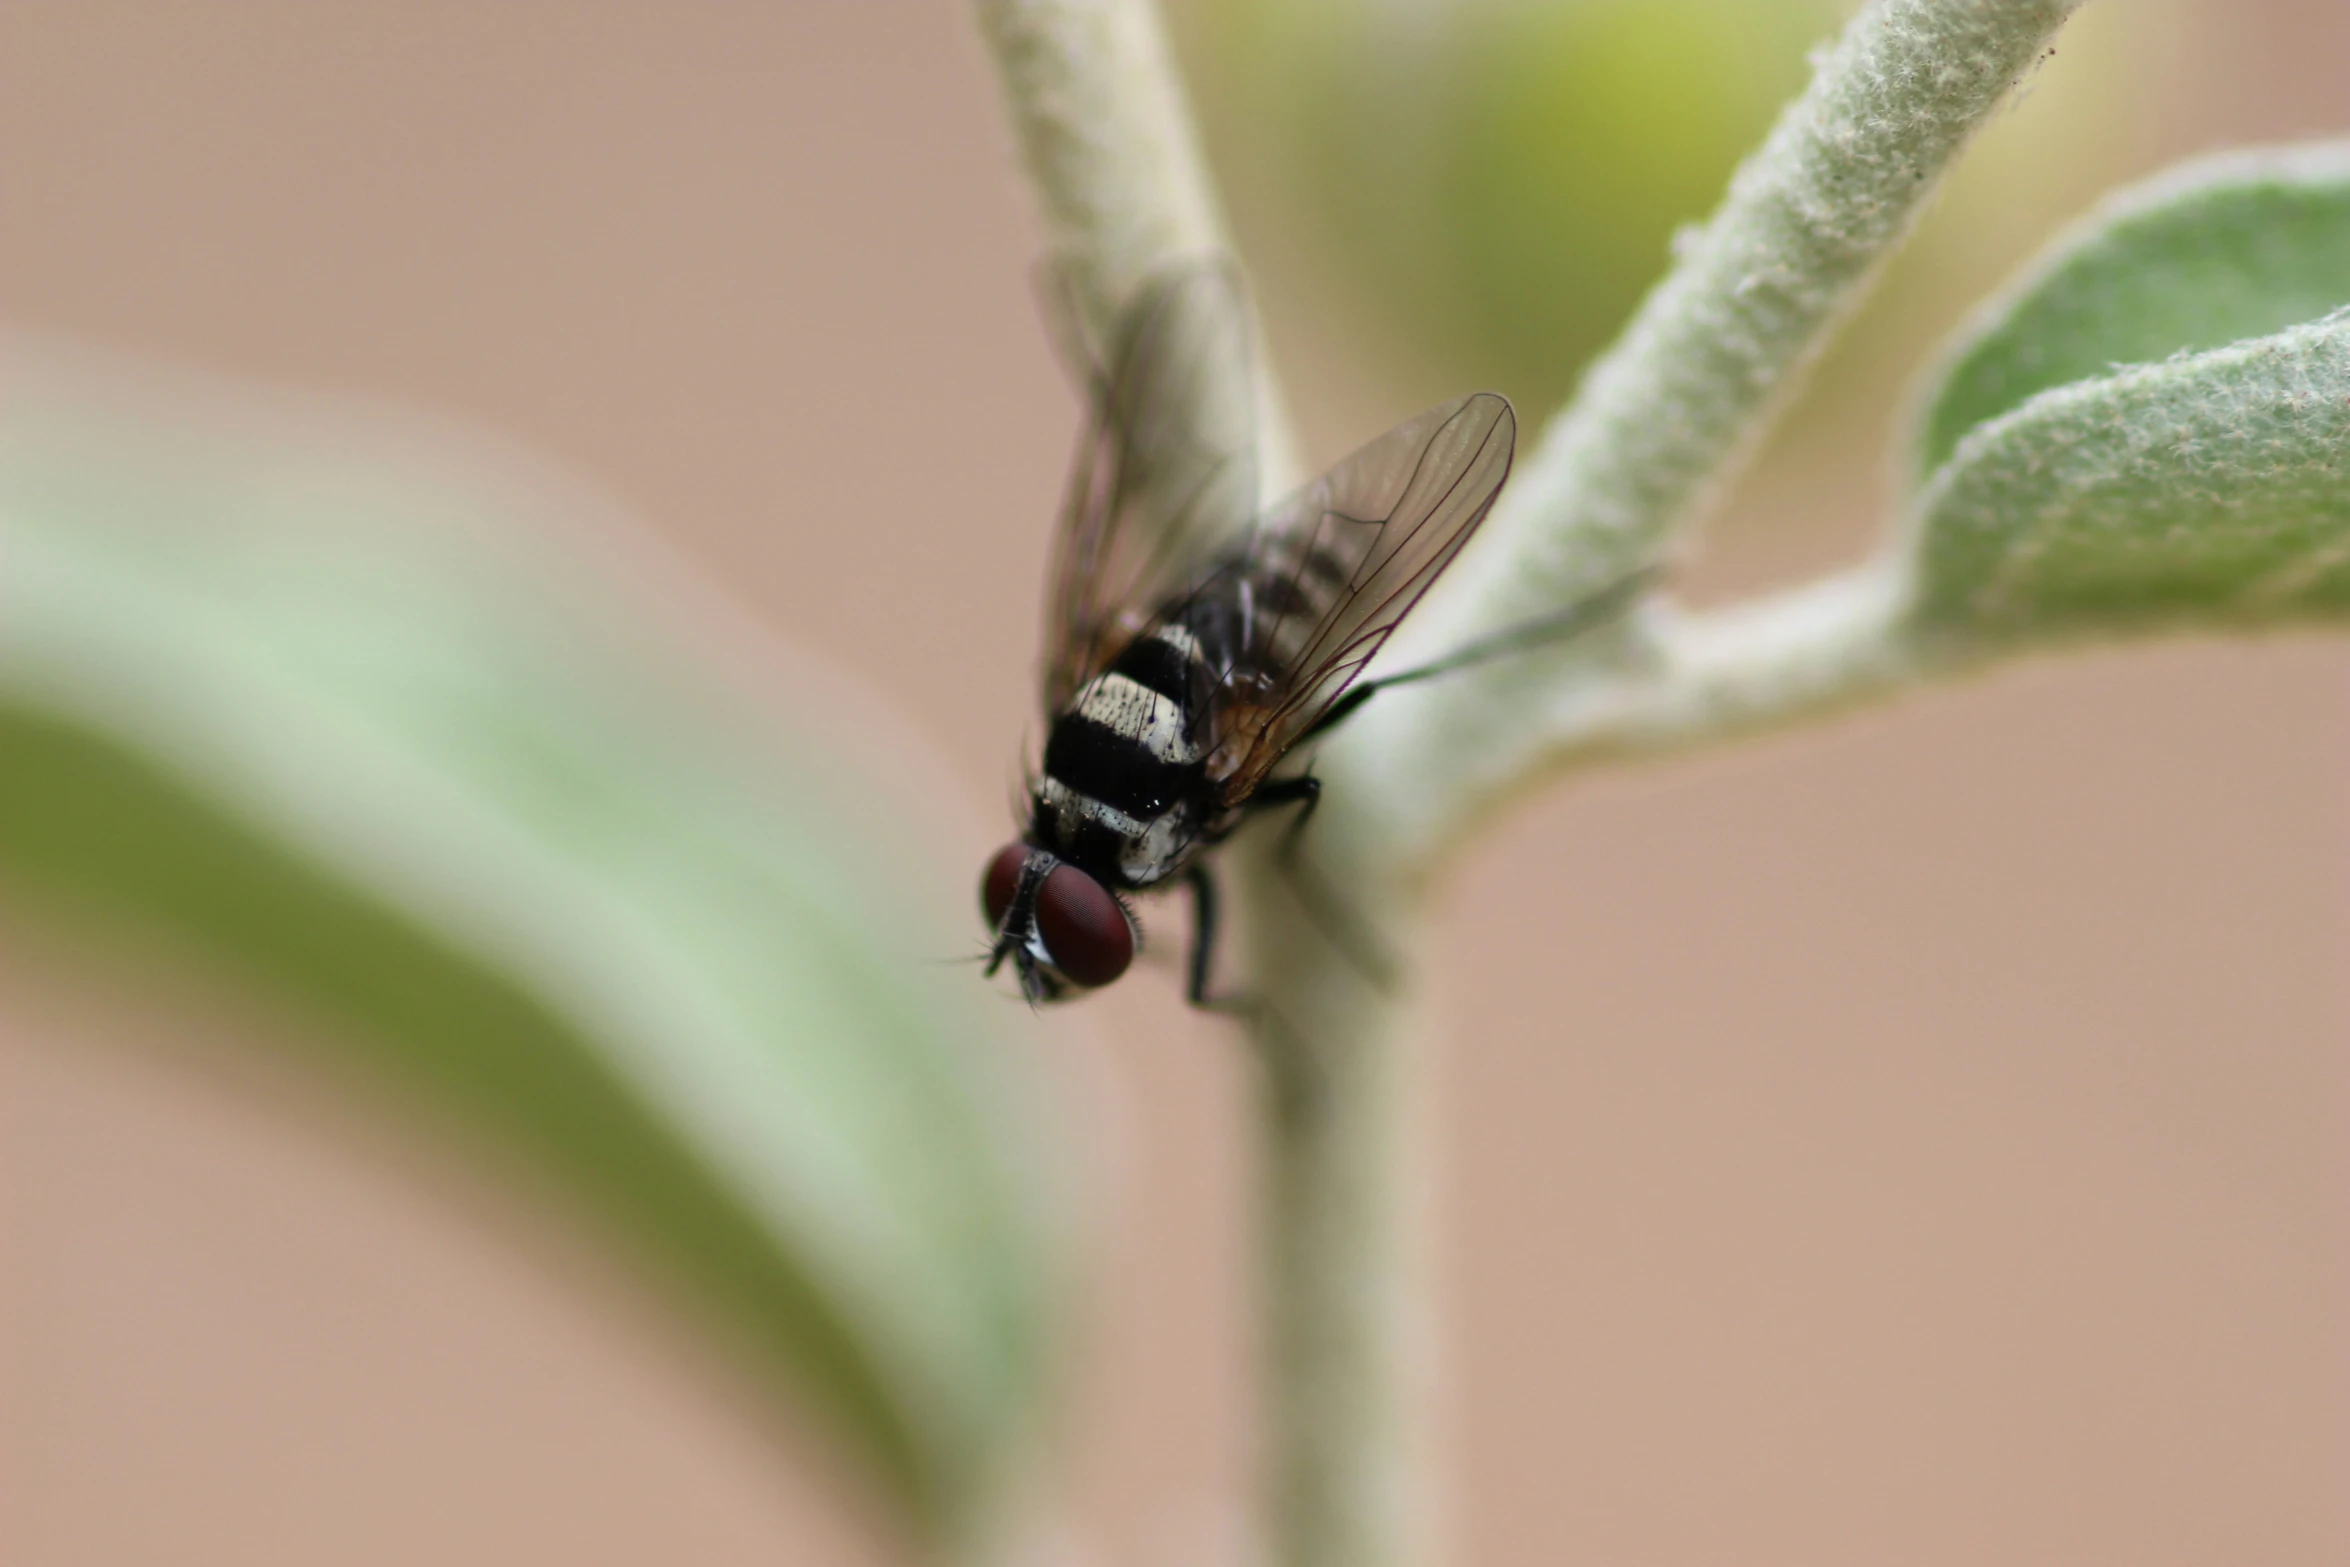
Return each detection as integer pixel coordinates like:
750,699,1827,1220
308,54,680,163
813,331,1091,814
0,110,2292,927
970,0,1227,326
1552,563,1926,762
1384,0,2091,861
1242,828,1430,1567
1242,8,2087,1567
970,0,1300,486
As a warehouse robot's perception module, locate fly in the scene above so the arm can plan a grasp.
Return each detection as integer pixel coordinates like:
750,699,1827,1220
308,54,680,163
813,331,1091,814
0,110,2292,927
983,259,1634,1007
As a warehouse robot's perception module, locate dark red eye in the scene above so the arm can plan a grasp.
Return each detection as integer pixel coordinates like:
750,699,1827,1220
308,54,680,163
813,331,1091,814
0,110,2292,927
1034,864,1133,988
981,844,1029,930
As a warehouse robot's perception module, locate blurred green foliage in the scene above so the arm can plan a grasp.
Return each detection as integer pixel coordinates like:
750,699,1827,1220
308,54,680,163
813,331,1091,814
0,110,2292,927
1186,0,1839,407
0,352,1069,1548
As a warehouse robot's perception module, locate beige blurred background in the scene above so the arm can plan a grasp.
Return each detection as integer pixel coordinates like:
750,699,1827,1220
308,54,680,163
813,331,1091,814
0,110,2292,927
4,3,2345,1564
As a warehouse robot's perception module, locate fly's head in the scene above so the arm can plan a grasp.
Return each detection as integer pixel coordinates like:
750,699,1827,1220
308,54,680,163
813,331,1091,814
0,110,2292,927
981,841,1135,1003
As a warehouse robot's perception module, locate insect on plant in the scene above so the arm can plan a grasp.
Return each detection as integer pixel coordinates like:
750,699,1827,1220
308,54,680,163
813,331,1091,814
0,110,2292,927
982,260,1638,1008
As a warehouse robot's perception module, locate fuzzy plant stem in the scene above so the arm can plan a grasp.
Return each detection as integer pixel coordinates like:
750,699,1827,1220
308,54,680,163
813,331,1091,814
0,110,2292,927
1238,8,2086,1567
973,5,2083,1567
970,0,1300,487
1370,0,2091,866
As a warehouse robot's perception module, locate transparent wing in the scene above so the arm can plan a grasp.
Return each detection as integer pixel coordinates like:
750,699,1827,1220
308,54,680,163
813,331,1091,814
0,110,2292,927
1038,259,1260,714
1193,391,1515,798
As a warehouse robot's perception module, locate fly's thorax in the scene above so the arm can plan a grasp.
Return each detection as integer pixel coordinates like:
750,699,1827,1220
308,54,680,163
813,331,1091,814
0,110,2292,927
1179,540,1352,703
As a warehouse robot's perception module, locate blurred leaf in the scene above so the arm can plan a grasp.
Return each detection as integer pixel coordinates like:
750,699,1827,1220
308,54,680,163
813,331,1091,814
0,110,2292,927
1905,313,2350,640
1918,143,2350,476
0,348,1067,1546
1431,0,1831,393
1187,0,1842,404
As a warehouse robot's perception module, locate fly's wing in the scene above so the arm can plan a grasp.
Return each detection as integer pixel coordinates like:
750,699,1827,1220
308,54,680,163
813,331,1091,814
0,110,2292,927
1038,259,1260,714
1199,391,1515,798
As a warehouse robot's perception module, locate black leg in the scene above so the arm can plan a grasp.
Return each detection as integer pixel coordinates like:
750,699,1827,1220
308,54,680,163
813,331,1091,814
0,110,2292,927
1184,861,1222,1008
1242,773,1322,862
1184,860,1263,1018
1239,773,1398,990
1184,861,1324,1110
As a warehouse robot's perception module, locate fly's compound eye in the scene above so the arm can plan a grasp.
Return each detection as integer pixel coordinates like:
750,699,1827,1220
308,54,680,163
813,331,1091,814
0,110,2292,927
981,844,1029,931
1034,864,1133,989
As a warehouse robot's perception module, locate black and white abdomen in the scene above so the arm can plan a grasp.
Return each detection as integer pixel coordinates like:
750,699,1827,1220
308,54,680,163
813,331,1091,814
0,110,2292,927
1034,623,1214,890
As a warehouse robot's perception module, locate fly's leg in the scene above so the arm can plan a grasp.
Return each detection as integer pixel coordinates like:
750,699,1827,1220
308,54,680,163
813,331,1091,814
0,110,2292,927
1239,775,1399,990
1184,859,1290,1023
1189,829,1353,1009
1184,860,1236,1011
1245,774,1322,862
1184,859,1320,1105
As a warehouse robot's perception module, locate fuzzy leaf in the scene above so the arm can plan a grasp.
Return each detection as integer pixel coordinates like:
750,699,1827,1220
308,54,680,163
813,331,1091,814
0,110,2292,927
1918,143,2350,476
1906,313,2350,639
0,349,1065,1544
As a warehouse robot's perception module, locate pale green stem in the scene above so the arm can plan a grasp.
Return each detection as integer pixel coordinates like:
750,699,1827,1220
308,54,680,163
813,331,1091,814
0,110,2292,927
1383,0,2092,865
970,0,1300,486
1238,9,2086,1567
1544,564,1925,766
971,0,1227,323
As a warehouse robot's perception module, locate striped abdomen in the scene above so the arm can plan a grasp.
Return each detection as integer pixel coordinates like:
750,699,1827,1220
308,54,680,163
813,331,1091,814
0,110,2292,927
1197,528,1353,681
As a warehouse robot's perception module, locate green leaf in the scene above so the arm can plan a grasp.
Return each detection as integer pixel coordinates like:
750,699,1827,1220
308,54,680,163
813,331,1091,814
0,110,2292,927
0,347,1067,1546
1917,143,2350,476
1905,312,2350,640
